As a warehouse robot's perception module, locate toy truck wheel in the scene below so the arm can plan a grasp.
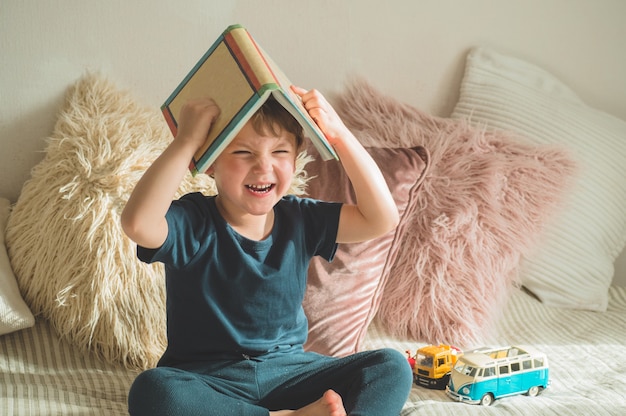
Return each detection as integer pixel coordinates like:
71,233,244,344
527,386,540,397
479,393,494,406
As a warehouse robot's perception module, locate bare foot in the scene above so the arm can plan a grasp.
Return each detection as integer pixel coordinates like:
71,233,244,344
270,389,347,416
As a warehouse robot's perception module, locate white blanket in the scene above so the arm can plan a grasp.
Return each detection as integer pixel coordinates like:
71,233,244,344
1,287,625,415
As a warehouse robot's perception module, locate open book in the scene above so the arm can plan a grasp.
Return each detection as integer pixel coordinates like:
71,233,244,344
161,24,338,175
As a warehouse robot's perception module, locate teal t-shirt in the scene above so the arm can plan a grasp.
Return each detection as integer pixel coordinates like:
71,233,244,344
138,192,341,366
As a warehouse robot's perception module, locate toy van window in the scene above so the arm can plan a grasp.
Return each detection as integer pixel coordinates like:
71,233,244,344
484,367,496,377
499,365,510,375
460,365,477,377
438,358,445,366
522,360,532,370
511,362,521,372
534,358,544,367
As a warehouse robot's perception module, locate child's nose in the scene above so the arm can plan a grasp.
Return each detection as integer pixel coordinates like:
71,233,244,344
253,154,272,172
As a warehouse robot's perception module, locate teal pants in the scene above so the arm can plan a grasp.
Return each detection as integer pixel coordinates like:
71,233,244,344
128,348,412,416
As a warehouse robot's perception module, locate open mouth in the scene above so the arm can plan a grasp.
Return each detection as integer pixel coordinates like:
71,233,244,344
246,184,275,194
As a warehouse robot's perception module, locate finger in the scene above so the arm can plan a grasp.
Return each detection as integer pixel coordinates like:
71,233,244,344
293,86,324,104
290,85,307,97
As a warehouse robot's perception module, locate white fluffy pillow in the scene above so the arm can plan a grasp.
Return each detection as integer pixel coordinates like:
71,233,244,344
451,48,626,311
0,198,35,335
6,75,175,369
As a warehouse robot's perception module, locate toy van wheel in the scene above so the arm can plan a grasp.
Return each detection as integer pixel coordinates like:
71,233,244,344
479,393,494,406
527,386,540,397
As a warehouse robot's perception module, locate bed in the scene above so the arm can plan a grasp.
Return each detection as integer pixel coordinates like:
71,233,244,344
2,5,626,416
2,287,625,415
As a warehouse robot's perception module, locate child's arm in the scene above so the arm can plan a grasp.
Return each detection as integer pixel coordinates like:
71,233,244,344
292,86,399,244
121,98,220,249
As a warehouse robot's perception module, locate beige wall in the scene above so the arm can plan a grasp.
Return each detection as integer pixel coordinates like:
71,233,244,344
1,0,625,284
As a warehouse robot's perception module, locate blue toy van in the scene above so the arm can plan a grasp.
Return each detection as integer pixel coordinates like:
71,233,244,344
446,346,549,406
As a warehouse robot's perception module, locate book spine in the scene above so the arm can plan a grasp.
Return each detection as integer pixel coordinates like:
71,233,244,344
224,26,278,94
161,106,178,135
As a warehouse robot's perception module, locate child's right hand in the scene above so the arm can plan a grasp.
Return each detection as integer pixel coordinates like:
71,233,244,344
175,98,221,151
121,98,220,249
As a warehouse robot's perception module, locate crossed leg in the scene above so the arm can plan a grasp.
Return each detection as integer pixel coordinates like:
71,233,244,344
129,349,411,416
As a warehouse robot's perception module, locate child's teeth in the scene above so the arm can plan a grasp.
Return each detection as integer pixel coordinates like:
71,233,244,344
249,184,271,191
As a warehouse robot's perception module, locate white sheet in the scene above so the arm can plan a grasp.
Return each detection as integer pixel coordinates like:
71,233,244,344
0,319,137,415
1,287,625,415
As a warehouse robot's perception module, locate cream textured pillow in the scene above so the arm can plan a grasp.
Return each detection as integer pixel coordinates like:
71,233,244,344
4,73,315,369
0,198,35,335
451,48,626,311
6,74,179,369
334,79,577,346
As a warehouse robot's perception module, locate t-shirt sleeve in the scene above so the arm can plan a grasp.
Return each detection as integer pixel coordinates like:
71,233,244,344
137,193,208,267
299,198,342,262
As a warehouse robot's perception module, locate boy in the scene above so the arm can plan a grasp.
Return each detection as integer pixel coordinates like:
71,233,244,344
121,86,413,415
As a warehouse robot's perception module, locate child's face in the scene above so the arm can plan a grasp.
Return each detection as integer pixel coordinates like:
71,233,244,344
208,120,298,219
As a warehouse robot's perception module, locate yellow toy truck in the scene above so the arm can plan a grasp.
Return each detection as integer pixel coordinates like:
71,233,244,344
408,344,462,390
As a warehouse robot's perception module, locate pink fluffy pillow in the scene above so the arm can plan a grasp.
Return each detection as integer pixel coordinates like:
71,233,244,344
334,80,578,347
303,144,429,356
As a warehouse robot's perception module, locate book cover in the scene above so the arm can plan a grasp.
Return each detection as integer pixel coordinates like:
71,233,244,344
161,24,338,175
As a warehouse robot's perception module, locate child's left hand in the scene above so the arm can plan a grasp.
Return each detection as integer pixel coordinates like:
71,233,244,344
292,85,399,244
291,85,350,146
